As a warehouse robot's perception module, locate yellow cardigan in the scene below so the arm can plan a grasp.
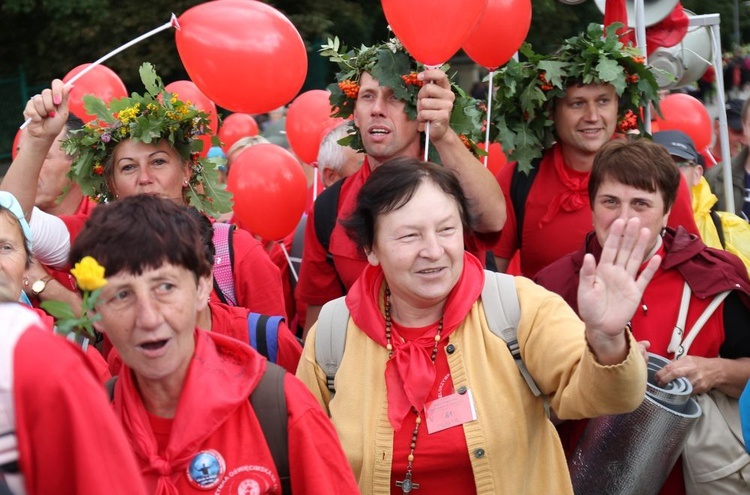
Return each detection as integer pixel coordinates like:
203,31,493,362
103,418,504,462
296,276,647,495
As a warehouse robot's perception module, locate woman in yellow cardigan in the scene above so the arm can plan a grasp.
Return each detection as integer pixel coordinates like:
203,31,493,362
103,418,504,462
296,157,652,494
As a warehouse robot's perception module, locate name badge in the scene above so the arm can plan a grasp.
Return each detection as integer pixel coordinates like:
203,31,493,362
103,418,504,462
425,389,477,434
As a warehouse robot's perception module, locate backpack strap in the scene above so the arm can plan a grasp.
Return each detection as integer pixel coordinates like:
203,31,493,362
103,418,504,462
314,297,350,396
668,281,732,359
481,270,542,397
248,313,283,364
212,223,237,306
509,158,542,249
710,210,727,249
289,214,307,292
251,363,290,494
313,178,345,264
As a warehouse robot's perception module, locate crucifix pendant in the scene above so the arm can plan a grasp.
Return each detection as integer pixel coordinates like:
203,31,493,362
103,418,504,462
395,471,420,493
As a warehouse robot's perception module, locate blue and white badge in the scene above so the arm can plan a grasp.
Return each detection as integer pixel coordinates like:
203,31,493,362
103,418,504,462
186,449,226,490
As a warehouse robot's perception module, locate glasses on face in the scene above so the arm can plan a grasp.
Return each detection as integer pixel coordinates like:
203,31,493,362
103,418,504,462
675,161,697,168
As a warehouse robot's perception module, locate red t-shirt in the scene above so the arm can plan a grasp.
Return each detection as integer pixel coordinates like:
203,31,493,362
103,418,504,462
494,143,699,278
390,321,476,494
115,331,358,494
14,326,144,494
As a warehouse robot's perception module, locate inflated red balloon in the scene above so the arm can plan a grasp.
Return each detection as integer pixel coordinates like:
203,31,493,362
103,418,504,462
463,0,532,70
62,64,127,123
176,0,307,113
382,0,488,66
477,141,508,176
286,90,336,164
653,94,712,150
219,114,259,153
227,143,307,240
11,129,22,160
165,80,218,134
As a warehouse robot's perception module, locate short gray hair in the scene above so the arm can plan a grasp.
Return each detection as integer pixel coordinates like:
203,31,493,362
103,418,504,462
317,122,353,174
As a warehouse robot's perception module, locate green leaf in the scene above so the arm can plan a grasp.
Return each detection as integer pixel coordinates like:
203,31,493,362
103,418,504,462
83,95,114,124
40,300,76,320
537,61,567,88
140,62,162,97
595,58,624,85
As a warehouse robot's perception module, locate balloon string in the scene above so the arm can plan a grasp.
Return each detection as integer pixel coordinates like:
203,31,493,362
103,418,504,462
422,64,441,162
483,71,495,168
280,242,298,282
313,167,319,200
20,15,178,130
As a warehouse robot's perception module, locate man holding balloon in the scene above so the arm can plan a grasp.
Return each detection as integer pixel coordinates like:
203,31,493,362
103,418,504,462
297,38,506,335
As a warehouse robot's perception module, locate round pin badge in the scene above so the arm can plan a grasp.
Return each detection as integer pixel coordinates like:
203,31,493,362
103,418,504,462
186,449,226,490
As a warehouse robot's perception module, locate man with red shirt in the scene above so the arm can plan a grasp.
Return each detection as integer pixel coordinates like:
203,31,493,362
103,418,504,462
297,39,505,335
492,27,698,278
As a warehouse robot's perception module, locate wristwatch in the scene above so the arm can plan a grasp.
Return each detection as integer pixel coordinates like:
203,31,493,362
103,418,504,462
31,276,53,297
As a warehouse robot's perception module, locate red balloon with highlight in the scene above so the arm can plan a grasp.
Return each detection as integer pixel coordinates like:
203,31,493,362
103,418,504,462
219,114,260,153
381,0,488,66
227,143,308,241
653,94,712,150
286,90,336,164
463,0,532,70
176,0,307,113
63,64,127,123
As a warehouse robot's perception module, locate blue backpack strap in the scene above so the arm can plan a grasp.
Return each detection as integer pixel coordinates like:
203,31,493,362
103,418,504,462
248,313,283,363
212,222,237,306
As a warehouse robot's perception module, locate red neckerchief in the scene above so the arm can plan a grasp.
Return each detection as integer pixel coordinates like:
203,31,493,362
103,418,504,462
345,253,484,430
539,144,591,228
114,330,265,495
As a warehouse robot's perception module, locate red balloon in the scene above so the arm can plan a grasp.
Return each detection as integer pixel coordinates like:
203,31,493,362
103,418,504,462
653,94,712,150
11,129,22,160
62,64,127,123
165,80,218,134
463,0,532,70
219,114,260,153
227,143,307,240
477,141,507,176
176,0,307,114
382,0,488,66
286,90,336,164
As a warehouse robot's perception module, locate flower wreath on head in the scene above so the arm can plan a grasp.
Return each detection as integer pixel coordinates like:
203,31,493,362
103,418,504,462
490,23,663,174
62,62,232,217
320,37,486,158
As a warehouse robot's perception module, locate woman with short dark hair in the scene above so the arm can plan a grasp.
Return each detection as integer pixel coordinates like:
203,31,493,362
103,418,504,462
297,157,655,494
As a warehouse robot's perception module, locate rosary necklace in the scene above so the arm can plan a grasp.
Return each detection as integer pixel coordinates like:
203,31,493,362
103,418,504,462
384,286,443,494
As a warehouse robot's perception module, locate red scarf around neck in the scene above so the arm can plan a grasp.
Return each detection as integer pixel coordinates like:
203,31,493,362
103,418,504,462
345,253,485,430
114,330,265,495
539,144,591,228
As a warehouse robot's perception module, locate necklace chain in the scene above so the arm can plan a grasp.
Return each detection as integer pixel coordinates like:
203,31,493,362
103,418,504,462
384,286,444,493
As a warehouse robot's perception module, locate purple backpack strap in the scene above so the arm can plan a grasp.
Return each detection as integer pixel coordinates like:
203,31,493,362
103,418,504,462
211,222,237,306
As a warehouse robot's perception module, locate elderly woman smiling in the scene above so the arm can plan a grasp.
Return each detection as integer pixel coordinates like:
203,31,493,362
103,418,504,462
296,157,655,495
